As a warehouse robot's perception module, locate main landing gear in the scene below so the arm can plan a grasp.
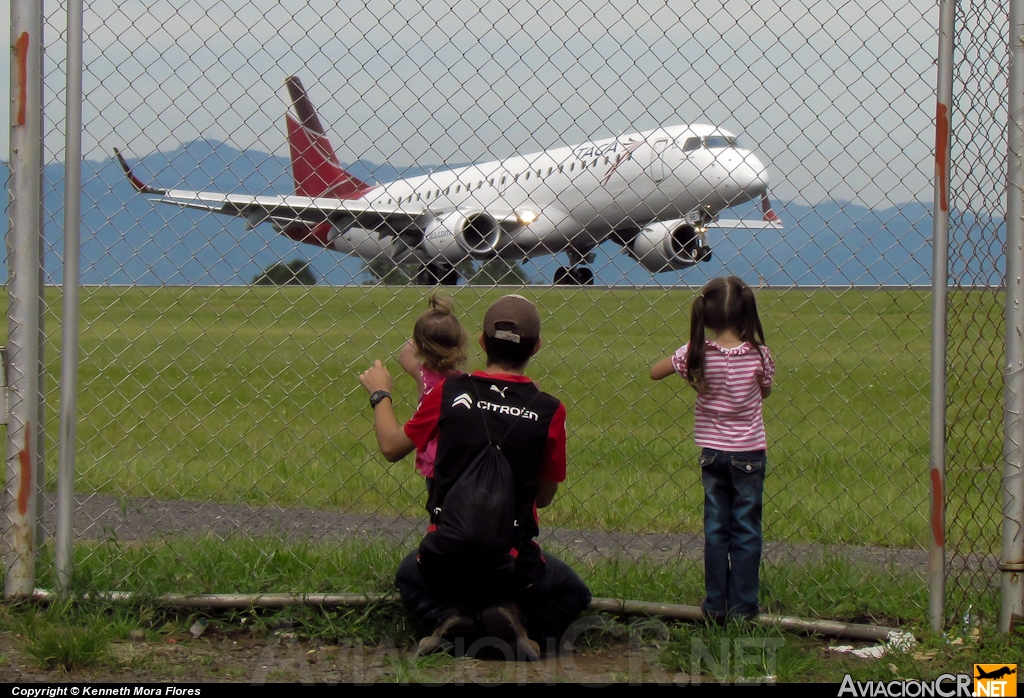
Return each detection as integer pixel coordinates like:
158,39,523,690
553,266,594,285
415,262,459,286
553,250,596,286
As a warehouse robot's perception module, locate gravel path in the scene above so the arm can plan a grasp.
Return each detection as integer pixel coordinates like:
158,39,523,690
32,492,967,576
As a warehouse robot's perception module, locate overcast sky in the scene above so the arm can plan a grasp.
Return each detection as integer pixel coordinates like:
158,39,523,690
3,0,942,206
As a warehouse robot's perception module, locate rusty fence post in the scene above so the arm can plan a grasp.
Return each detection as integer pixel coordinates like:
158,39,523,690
931,0,955,634
5,0,44,598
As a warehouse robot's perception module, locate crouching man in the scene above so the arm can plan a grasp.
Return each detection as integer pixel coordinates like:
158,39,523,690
358,295,592,660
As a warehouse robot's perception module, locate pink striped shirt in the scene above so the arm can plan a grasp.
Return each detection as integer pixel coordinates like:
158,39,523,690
672,340,775,451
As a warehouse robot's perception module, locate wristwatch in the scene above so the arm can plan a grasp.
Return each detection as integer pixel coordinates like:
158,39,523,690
369,390,392,409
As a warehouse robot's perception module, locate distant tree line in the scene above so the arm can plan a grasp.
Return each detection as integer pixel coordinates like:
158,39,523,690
363,258,531,285
251,257,530,286
252,259,317,286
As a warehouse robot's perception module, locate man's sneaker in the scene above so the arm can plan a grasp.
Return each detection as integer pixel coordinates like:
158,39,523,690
415,612,478,657
480,603,541,661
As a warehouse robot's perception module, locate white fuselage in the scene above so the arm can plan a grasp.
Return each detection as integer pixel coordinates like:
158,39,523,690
331,124,769,260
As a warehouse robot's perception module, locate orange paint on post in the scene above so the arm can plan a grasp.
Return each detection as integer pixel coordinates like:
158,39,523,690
930,467,944,547
14,32,29,127
935,103,950,213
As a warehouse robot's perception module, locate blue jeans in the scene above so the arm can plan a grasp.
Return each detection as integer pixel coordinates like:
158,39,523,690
699,448,766,620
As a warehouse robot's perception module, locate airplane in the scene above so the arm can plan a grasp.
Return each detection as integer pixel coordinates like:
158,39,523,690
115,76,782,285
976,666,1017,681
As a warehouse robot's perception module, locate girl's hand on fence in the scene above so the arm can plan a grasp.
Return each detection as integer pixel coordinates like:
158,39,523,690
359,360,393,394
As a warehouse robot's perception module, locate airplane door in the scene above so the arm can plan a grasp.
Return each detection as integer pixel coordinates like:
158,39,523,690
649,138,670,183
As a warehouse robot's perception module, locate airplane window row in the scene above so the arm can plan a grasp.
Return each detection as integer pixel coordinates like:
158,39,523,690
377,155,617,206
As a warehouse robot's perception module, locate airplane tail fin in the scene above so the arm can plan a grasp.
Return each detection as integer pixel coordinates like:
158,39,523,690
761,193,781,225
285,76,372,200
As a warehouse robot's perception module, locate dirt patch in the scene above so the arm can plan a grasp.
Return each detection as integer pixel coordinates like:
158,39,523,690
0,630,708,685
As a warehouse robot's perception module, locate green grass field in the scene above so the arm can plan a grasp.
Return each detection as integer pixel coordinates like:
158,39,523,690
18,286,1002,551
37,535,935,625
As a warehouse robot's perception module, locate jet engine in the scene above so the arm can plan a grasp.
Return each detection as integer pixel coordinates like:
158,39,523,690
628,220,712,272
421,211,502,261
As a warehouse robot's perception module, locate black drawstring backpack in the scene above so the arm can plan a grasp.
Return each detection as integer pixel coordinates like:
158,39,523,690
419,380,539,578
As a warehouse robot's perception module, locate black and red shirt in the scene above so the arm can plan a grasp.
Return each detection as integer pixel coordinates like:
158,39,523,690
404,371,566,542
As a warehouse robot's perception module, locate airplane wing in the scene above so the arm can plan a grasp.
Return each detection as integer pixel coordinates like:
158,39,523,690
142,189,429,233
710,193,783,230
115,147,433,235
114,148,526,236
710,218,783,230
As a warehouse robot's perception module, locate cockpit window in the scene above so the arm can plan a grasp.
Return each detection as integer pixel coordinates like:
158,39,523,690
703,135,742,149
681,137,701,152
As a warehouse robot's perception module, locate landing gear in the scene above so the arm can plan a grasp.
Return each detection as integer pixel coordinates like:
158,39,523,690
415,262,460,286
689,226,713,263
554,267,594,285
553,250,596,286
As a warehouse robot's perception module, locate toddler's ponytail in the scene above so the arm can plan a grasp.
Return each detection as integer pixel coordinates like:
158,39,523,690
413,293,467,373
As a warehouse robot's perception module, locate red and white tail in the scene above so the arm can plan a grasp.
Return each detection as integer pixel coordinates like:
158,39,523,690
285,77,373,200
761,193,781,224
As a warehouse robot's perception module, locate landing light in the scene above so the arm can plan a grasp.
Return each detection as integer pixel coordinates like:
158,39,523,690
519,210,538,224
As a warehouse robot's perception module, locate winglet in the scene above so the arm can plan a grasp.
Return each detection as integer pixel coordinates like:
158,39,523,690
113,148,166,196
762,193,781,225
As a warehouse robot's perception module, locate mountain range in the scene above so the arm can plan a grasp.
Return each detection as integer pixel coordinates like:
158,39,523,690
0,139,985,287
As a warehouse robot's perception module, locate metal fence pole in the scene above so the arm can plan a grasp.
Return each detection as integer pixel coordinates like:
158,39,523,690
1003,0,1024,632
931,0,956,634
55,0,84,591
5,0,44,597
33,0,45,562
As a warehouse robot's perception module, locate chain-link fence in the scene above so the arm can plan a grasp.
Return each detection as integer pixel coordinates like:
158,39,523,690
3,0,1012,628
944,0,1009,624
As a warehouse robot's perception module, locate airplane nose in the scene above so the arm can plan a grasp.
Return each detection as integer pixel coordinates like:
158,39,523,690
735,151,769,197
713,149,769,207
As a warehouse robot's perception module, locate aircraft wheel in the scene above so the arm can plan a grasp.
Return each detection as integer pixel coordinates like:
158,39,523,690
688,242,712,263
437,264,460,286
415,265,440,285
553,267,572,285
574,267,595,285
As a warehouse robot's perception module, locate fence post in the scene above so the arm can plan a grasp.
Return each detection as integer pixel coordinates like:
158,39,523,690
930,0,955,634
55,0,84,592
33,0,45,568
5,0,44,597
1003,0,1024,632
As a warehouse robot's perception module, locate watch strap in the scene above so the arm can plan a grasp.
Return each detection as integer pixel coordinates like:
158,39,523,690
369,390,392,408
